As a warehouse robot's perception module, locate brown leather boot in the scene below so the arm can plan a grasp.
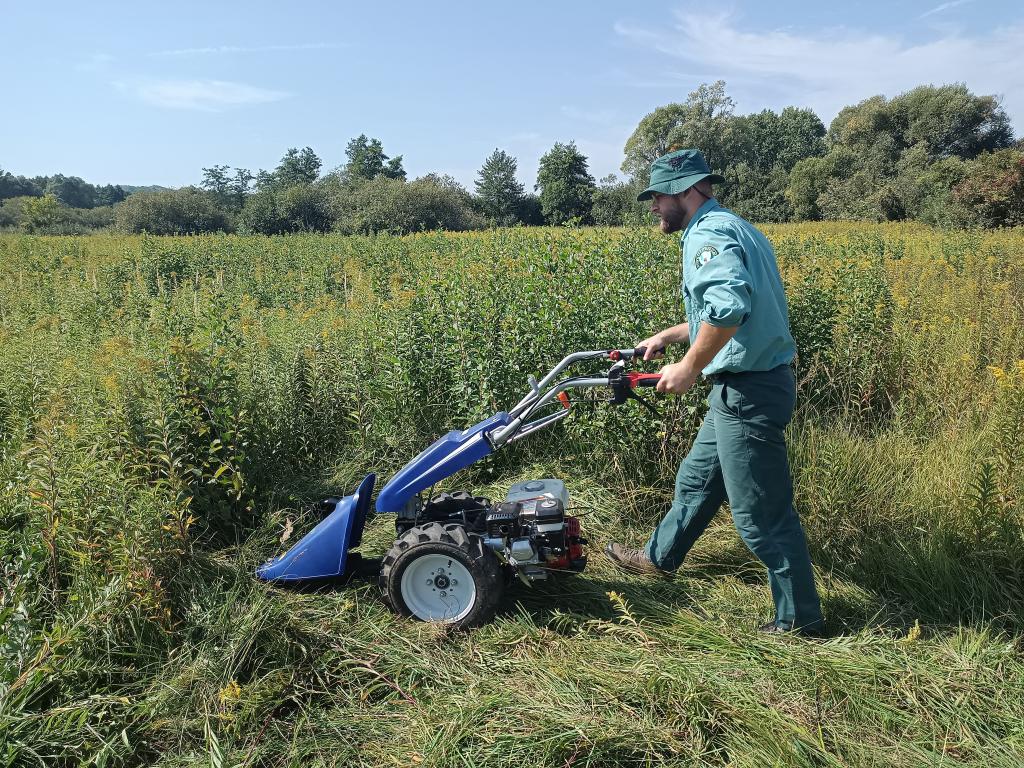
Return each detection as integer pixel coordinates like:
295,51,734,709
603,542,671,577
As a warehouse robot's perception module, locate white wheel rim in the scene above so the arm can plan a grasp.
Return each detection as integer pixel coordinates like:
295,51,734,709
399,553,477,623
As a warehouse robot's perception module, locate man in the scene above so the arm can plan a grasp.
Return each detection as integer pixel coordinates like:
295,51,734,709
604,148,825,637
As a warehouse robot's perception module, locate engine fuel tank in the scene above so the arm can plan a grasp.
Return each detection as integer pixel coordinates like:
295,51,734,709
504,478,569,512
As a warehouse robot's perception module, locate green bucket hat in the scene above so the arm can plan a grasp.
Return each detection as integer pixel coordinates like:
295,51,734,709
636,148,726,201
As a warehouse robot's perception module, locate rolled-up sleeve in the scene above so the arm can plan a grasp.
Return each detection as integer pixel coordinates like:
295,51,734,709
688,228,752,327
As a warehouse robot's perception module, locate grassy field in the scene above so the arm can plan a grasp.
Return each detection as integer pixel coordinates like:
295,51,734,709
1,225,1023,767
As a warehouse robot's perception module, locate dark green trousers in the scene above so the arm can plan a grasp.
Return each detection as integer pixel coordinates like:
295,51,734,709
645,364,823,629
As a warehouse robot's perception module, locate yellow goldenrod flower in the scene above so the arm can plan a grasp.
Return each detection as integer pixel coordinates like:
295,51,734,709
899,619,921,644
218,680,242,705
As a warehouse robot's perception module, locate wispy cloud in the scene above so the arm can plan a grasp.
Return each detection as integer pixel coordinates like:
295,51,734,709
150,42,340,57
919,0,975,19
614,9,1024,125
123,79,289,111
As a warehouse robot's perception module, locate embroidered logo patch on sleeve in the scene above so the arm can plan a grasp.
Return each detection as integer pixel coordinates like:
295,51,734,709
695,244,718,269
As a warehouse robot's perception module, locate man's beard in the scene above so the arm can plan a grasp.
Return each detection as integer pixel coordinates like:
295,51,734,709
659,208,685,234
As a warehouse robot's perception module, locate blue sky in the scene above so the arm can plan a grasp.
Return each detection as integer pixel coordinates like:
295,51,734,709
2,0,1021,189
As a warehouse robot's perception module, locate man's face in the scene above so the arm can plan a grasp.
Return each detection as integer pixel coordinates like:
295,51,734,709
649,191,687,234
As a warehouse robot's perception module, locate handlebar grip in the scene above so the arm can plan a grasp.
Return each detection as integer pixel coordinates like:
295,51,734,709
634,346,666,360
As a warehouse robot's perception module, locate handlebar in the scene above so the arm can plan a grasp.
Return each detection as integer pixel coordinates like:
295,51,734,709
490,346,667,447
608,346,666,362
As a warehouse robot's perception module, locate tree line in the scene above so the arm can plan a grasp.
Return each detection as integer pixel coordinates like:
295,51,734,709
2,81,1022,235
0,173,129,233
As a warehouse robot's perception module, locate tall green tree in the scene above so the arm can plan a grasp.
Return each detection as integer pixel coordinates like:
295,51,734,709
44,175,96,208
344,135,405,181
0,169,42,201
0,196,29,228
786,149,857,221
620,104,689,179
726,107,826,222
535,141,595,225
231,168,254,209
94,184,126,207
474,149,525,225
274,147,322,187
621,82,832,221
788,84,1015,222
254,148,322,191
621,80,735,179
202,165,253,211
829,84,1013,160
201,165,233,205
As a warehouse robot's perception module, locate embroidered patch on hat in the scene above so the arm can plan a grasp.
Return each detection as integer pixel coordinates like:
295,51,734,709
694,244,718,269
667,155,687,169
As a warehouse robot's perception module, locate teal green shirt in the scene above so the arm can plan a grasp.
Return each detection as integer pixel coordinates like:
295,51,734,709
680,199,796,375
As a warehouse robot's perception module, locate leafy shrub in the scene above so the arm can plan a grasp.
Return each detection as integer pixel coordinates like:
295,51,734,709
115,187,232,234
337,175,485,234
237,182,332,234
952,148,1024,227
0,196,117,233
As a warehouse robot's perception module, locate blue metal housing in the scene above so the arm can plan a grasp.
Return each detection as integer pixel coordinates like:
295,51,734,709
256,473,376,581
375,412,511,513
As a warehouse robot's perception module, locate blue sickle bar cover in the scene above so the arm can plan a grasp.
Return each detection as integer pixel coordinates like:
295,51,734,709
256,474,376,581
375,412,511,513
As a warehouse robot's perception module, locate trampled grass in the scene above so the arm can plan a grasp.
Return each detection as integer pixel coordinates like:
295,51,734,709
1,224,1023,766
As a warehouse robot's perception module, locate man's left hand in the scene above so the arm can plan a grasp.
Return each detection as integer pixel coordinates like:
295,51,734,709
656,361,699,395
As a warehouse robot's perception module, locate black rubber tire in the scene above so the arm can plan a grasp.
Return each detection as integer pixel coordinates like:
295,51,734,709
379,522,504,629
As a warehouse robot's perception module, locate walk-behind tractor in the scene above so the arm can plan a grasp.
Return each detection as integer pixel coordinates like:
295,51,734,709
256,347,662,628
